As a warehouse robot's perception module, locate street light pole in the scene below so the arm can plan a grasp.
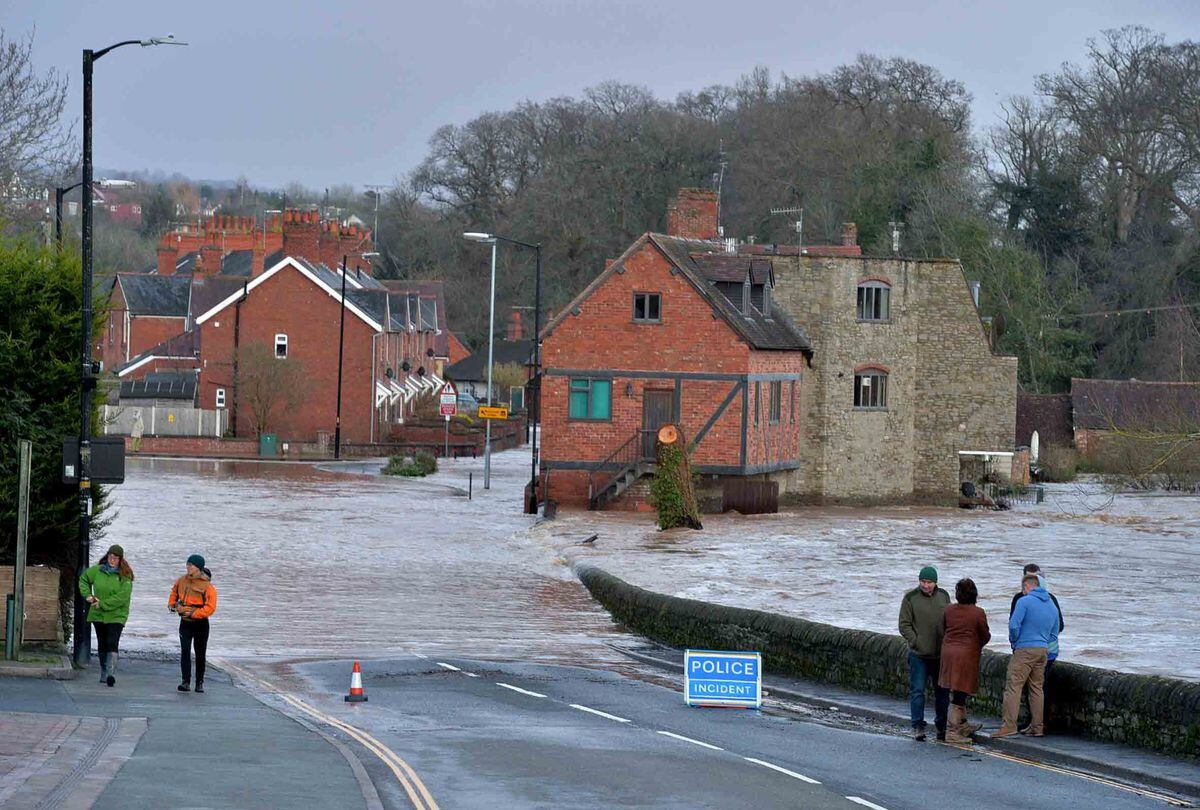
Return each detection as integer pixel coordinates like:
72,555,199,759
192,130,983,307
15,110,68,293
484,239,498,489
530,243,542,510
75,35,185,667
334,255,348,460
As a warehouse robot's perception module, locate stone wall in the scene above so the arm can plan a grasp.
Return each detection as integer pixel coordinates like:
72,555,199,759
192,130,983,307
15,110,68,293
576,564,1200,760
772,255,1017,502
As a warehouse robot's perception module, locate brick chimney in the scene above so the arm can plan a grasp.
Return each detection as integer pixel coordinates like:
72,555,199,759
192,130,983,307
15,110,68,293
281,209,320,264
198,245,223,276
156,245,179,276
506,311,524,341
250,246,265,276
841,222,858,247
666,188,719,241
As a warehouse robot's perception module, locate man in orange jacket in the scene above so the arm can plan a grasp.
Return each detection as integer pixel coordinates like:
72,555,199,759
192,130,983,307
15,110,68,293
168,554,217,693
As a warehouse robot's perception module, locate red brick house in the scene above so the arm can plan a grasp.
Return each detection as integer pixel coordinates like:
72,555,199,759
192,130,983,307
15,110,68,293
539,191,813,509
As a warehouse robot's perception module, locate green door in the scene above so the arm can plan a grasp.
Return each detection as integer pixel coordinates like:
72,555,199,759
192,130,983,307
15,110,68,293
259,433,278,457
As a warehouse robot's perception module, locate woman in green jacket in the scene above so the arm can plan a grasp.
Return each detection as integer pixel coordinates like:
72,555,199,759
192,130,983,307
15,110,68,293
78,544,134,687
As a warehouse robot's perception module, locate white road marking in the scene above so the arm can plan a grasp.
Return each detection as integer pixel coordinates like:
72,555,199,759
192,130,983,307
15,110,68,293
464,673,480,678
846,798,888,810
569,704,631,723
743,757,820,784
436,662,461,672
412,653,428,660
656,731,724,751
496,682,547,698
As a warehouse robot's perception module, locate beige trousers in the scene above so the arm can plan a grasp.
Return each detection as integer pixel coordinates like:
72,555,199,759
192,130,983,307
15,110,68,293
1000,647,1048,733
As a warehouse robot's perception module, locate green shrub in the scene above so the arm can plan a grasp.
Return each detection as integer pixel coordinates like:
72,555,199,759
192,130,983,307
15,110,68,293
383,450,438,477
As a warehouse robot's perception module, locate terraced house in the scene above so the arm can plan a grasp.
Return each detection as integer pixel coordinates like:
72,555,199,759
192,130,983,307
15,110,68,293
539,189,1017,508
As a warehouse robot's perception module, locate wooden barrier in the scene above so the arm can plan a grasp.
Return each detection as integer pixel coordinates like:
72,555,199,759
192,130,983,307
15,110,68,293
0,566,62,642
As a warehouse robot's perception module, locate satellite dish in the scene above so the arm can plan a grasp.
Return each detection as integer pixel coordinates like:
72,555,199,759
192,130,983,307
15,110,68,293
385,367,394,379
401,360,411,372
426,347,435,357
417,366,426,377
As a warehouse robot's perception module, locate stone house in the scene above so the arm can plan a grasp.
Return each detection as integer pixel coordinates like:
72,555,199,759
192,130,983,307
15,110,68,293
539,189,1017,507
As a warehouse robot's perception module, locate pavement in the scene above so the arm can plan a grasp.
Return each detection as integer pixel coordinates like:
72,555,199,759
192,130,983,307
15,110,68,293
3,651,1196,809
0,655,375,810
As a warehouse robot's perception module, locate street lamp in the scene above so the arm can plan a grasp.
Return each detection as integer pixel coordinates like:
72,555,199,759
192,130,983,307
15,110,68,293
334,251,379,460
55,178,136,249
462,232,542,503
75,34,187,667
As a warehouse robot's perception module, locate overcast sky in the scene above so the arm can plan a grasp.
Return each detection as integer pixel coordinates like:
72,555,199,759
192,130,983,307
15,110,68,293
4,0,1197,190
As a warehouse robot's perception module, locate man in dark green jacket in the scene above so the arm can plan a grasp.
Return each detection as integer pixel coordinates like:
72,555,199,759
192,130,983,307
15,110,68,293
899,565,950,740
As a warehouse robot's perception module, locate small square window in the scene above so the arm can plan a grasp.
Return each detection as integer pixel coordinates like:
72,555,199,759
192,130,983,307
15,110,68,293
215,388,226,409
274,334,288,359
633,292,661,323
568,378,612,420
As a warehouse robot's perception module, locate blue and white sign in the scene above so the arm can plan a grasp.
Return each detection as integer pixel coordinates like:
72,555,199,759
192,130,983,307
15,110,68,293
684,649,762,708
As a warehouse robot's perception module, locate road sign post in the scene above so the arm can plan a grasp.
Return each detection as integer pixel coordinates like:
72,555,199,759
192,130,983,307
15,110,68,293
439,382,458,458
684,650,762,708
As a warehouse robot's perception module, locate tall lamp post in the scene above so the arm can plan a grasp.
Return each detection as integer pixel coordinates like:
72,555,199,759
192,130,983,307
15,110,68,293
462,232,542,501
75,34,186,667
334,251,378,460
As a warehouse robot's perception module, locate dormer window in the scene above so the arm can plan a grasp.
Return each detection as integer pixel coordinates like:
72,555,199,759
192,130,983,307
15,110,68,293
632,292,661,323
857,280,891,322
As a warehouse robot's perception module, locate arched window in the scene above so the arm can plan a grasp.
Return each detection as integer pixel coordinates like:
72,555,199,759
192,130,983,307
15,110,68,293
853,366,888,409
857,279,891,321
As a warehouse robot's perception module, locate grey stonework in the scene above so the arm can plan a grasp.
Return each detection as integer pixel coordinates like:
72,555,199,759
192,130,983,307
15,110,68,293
770,255,1017,502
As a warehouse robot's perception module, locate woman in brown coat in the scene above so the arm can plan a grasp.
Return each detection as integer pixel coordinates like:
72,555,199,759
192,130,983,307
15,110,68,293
938,578,991,743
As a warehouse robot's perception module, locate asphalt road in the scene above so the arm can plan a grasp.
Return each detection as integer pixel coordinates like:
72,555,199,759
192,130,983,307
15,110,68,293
231,656,1177,810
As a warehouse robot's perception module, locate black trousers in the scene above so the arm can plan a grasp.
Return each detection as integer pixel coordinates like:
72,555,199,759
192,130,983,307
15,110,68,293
179,618,210,683
92,622,124,660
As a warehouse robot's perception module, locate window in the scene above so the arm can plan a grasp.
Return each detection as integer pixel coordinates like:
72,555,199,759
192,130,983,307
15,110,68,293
215,388,226,409
754,381,761,425
510,386,525,411
768,380,782,423
857,282,891,321
633,292,661,322
568,378,611,420
854,370,888,409
274,333,288,359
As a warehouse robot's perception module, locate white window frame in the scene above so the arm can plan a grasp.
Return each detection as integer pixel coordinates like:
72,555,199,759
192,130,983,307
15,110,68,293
857,281,891,322
215,388,226,409
853,370,889,409
274,333,288,359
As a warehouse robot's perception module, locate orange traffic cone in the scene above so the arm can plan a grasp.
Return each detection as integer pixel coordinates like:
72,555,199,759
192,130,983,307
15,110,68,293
344,661,368,702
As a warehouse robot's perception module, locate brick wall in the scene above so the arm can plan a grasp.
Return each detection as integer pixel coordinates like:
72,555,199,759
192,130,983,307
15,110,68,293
772,255,1017,502
666,188,719,240
199,263,377,443
128,316,188,362
125,436,259,457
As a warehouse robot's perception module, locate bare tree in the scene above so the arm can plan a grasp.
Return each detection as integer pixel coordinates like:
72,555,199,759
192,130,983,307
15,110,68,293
0,28,75,208
236,344,308,438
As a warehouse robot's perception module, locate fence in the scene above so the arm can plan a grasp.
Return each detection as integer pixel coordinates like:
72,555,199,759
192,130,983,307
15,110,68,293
102,405,228,438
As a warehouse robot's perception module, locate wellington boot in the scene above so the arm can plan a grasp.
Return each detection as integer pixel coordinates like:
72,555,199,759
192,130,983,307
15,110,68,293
106,652,117,687
944,705,974,744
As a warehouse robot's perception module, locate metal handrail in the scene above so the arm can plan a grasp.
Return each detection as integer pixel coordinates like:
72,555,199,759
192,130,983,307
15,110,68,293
587,430,653,504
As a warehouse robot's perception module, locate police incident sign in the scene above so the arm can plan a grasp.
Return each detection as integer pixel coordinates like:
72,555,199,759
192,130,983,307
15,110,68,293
684,649,762,708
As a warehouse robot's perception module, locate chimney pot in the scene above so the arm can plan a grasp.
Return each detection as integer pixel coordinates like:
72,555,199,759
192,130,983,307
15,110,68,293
841,222,858,247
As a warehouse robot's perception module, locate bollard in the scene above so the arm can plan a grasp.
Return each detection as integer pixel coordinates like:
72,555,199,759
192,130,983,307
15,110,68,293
4,594,15,661
469,472,473,500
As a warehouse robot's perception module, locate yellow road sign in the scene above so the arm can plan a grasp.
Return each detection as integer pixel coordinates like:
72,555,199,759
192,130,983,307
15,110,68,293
477,406,509,420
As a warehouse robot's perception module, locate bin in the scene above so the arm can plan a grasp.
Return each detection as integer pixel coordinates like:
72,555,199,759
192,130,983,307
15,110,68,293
259,433,278,457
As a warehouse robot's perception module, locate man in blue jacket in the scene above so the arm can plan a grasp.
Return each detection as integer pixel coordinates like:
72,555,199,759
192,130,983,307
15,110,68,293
995,573,1061,737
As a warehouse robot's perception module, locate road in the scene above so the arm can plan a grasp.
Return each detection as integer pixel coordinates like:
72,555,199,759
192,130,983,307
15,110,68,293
219,655,1178,810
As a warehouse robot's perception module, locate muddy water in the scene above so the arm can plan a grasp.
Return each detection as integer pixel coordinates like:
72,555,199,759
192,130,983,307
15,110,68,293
108,451,629,665
545,481,1200,680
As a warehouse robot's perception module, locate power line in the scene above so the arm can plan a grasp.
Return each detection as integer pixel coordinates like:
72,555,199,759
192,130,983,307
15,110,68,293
1059,300,1200,320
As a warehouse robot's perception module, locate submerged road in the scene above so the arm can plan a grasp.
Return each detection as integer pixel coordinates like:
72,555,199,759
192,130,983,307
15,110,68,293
221,656,1177,810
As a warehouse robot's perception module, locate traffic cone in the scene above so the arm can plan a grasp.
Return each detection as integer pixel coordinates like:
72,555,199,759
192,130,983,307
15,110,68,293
344,661,368,702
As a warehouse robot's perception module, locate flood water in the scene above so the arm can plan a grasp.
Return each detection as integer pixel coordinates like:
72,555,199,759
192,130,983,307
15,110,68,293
542,480,1200,681
108,450,630,665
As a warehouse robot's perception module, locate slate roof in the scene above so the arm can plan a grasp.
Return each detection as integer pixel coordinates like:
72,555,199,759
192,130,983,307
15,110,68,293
117,274,191,317
220,249,255,277
1071,378,1200,431
114,330,201,377
382,280,451,357
642,234,812,353
445,340,535,383
188,276,248,322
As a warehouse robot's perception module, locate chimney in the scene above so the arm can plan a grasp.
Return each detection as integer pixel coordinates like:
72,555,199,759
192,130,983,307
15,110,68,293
251,246,265,276
198,245,223,276
157,245,179,276
506,311,524,341
666,188,719,241
841,222,858,247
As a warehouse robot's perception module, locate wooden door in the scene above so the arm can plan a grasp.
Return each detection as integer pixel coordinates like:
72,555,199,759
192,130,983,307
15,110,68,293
642,389,675,458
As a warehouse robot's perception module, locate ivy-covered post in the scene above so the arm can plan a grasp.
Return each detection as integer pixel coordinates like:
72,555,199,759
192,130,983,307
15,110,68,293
649,425,703,530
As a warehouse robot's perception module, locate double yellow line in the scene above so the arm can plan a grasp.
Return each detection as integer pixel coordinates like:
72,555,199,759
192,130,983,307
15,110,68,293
218,659,439,810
